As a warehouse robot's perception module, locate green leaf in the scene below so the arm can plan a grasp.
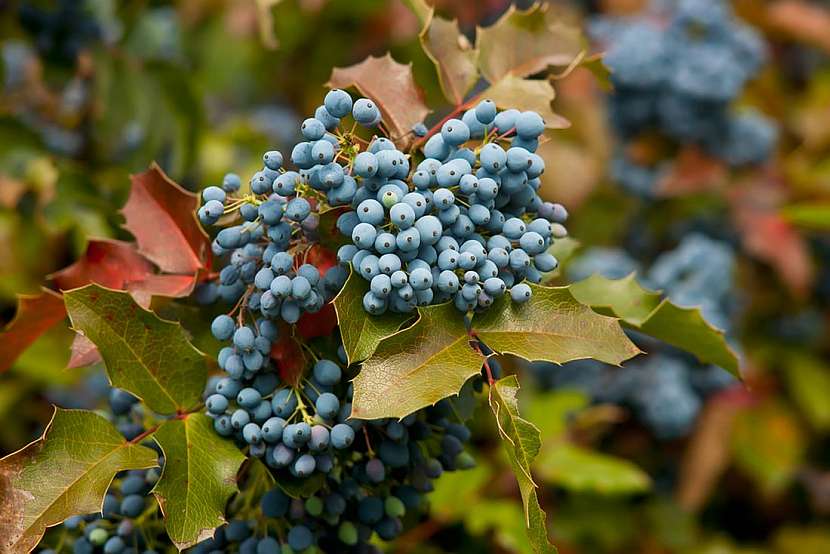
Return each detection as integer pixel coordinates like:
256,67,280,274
781,203,830,230
152,413,246,550
569,274,740,377
474,283,639,366
784,354,830,431
351,303,480,420
0,409,158,553
333,270,412,365
476,3,584,84
489,376,557,554
482,75,569,129
535,444,650,495
523,389,589,440
731,401,806,494
420,10,480,105
64,285,208,415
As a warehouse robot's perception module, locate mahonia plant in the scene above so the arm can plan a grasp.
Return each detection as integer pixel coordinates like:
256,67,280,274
0,4,741,554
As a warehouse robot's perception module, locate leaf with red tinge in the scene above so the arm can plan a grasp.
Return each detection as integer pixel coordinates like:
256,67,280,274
419,9,480,106
296,303,337,341
476,2,585,84
0,288,66,373
67,333,102,369
52,239,155,292
729,181,814,296
51,239,197,307
271,333,307,387
328,54,431,148
767,0,830,53
123,163,211,274
656,146,728,196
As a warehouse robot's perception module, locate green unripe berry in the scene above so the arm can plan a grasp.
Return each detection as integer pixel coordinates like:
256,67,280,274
338,521,358,545
381,191,398,208
385,496,406,518
89,527,109,545
305,496,324,517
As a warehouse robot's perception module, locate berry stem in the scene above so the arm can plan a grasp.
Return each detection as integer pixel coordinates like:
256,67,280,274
411,94,482,151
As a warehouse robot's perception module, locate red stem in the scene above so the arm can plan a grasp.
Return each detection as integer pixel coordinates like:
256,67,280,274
467,328,495,386
411,94,482,151
128,410,195,445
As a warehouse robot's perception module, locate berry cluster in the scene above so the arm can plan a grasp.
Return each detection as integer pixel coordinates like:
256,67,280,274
18,0,102,64
531,234,738,438
197,89,570,322
335,100,568,314
591,0,777,194
201,334,475,552
188,87,573,550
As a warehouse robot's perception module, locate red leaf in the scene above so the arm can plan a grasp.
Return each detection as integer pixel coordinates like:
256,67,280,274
655,146,728,197
51,239,197,307
0,288,66,373
270,332,308,387
122,163,211,274
296,303,337,341
52,239,155,291
729,181,814,296
67,333,102,369
327,54,431,149
303,244,337,275
127,274,198,308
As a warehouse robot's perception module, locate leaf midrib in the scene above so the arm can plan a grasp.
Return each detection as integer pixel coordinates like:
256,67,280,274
26,440,140,540
72,294,179,412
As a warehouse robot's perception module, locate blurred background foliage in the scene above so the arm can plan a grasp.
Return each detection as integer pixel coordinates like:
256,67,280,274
1,0,830,553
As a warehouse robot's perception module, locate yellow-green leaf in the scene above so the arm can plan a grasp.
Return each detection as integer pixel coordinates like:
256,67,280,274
64,285,208,415
731,401,806,495
0,409,158,553
536,444,650,495
474,283,639,367
333,270,412,364
351,303,480,420
420,9,479,105
781,203,830,230
152,413,246,550
482,75,569,129
569,274,740,377
784,354,830,431
489,376,557,554
476,3,584,83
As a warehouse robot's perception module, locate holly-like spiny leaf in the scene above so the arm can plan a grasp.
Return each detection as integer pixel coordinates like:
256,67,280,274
569,274,740,377
350,303,481,420
489,376,557,554
0,288,65,373
476,2,584,84
152,413,246,550
64,285,207,415
483,75,569,129
419,9,480,106
51,239,197,308
327,54,431,148
122,163,211,275
333,270,412,365
0,408,158,553
474,283,640,367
